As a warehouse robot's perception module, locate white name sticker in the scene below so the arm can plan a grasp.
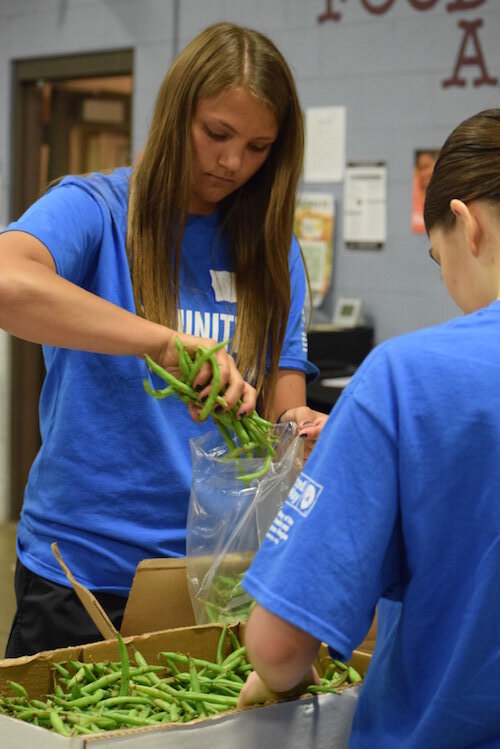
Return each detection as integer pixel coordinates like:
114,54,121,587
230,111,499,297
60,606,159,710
209,270,237,303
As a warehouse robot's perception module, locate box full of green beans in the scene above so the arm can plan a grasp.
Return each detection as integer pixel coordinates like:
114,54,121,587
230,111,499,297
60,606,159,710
0,622,370,749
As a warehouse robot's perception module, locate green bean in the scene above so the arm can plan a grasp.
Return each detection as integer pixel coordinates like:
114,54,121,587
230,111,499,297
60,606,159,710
79,665,162,694
228,629,242,651
174,672,242,695
237,454,272,482
348,665,363,683
222,442,259,459
164,656,181,676
131,684,179,705
171,690,238,708
175,336,194,381
188,657,208,716
72,724,95,735
221,646,247,669
31,699,50,710
245,418,277,456
188,340,229,385
214,419,237,452
117,632,130,697
149,695,173,710
160,652,228,675
98,695,153,709
144,355,196,398
15,707,51,720
65,664,87,689
250,412,275,430
52,662,71,680
54,688,107,708
134,649,163,685
169,702,180,722
49,710,71,736
8,681,28,699
216,623,229,665
204,601,220,623
96,710,156,728
198,353,221,421
143,379,175,399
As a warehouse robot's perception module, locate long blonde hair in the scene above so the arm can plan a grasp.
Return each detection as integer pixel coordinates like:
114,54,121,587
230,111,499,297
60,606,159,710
128,22,305,412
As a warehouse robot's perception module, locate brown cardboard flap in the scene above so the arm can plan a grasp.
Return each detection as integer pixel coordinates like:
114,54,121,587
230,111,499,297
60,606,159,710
51,542,117,641
121,557,196,636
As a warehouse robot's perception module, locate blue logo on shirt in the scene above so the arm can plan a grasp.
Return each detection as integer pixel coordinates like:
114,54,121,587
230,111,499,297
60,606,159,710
285,473,323,517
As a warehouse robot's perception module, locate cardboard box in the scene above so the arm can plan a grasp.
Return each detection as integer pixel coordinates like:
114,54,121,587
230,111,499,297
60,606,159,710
52,543,376,653
0,622,370,748
0,547,372,747
51,543,197,639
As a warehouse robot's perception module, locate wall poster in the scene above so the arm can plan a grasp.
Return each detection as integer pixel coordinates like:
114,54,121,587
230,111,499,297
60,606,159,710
294,192,335,308
411,149,439,234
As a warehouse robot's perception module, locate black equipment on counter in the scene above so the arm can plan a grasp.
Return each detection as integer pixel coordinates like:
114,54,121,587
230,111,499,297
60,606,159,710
306,325,374,414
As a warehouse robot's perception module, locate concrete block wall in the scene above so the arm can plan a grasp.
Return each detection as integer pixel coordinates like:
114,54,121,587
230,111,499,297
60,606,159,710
0,0,499,518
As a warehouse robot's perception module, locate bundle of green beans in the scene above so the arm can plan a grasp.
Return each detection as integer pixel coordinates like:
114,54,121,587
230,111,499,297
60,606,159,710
143,338,279,481
0,628,362,736
306,659,363,693
203,572,255,624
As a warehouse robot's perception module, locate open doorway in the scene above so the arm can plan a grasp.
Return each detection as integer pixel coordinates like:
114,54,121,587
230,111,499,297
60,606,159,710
9,49,133,520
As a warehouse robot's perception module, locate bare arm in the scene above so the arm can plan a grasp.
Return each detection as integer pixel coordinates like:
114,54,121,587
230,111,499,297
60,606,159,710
238,603,321,707
271,370,329,458
0,231,256,412
270,370,307,423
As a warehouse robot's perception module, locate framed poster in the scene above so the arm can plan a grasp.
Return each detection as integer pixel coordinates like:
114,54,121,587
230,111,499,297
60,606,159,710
294,192,335,308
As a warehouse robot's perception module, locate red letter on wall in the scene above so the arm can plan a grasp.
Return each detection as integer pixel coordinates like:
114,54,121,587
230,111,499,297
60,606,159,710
442,19,498,88
361,0,395,13
318,0,346,22
446,1,485,10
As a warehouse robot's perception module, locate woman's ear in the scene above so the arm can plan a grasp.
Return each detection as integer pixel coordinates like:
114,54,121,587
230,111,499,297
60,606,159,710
450,198,481,257
449,198,468,221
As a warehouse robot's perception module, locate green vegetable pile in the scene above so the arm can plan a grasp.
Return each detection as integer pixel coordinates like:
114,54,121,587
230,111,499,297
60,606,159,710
143,338,279,481
0,628,362,736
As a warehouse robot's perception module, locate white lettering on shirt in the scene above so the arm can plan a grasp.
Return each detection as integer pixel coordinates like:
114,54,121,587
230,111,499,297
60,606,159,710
178,308,236,340
286,473,323,517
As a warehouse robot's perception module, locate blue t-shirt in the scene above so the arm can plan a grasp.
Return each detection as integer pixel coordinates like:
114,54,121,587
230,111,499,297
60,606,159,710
5,168,317,594
243,302,500,749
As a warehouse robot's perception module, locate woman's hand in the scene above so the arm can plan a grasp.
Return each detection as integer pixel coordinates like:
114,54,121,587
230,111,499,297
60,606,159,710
237,665,321,709
279,406,329,460
155,332,257,419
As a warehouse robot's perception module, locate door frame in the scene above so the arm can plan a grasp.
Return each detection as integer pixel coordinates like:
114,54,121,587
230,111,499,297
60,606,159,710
9,49,133,520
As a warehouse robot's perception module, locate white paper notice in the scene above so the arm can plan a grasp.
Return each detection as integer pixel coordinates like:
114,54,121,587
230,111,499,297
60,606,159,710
343,163,387,246
304,106,346,183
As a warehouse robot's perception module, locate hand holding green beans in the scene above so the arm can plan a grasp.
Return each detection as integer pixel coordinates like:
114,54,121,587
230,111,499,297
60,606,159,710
153,333,257,418
144,337,279,481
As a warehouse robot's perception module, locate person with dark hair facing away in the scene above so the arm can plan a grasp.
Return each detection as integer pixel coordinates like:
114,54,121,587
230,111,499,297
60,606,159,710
238,109,500,749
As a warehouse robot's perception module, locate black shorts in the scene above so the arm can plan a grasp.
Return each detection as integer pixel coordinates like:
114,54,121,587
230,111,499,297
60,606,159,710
5,558,127,658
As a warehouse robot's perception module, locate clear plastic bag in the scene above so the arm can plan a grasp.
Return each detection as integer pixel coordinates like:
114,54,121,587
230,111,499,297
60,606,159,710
186,422,303,624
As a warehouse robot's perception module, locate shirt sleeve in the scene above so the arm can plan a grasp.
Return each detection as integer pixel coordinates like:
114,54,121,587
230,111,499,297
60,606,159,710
4,179,104,285
242,344,405,660
279,235,319,382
